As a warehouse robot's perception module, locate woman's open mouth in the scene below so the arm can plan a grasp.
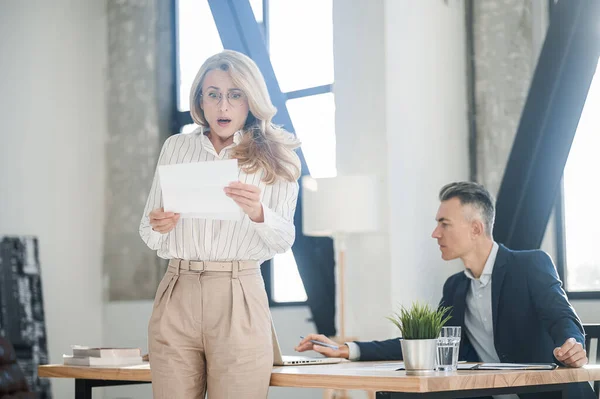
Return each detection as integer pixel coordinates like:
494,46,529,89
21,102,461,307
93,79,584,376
217,118,232,127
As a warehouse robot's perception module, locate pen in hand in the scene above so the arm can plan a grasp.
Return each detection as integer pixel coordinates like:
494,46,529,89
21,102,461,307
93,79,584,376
300,336,339,350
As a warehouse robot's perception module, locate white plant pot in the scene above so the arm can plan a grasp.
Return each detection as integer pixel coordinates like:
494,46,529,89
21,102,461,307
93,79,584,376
400,338,437,374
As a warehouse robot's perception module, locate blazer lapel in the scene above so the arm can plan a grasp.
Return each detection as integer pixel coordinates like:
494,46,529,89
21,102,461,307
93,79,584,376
491,244,510,336
454,277,470,354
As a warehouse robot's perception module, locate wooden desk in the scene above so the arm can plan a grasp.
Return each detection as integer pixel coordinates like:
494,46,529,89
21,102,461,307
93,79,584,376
39,362,600,399
39,364,151,399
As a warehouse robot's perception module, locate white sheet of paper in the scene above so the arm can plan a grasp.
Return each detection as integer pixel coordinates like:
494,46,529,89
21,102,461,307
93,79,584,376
122,363,151,369
158,159,242,221
349,362,405,371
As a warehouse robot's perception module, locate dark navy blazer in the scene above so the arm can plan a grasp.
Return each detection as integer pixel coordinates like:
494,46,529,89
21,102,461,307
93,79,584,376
355,245,595,399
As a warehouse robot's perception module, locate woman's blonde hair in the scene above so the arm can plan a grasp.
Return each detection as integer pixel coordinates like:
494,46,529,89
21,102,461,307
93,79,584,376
189,50,301,184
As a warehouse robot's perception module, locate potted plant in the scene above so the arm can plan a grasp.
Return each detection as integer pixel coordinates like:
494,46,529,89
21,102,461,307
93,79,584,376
387,302,452,374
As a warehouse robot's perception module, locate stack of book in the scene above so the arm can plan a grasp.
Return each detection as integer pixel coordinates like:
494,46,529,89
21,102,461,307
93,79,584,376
63,346,145,367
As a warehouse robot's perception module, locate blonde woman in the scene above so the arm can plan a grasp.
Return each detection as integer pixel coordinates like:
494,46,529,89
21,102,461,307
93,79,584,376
140,50,301,398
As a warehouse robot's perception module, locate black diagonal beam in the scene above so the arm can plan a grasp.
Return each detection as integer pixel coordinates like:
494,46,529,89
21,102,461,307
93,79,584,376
208,0,336,335
493,0,600,250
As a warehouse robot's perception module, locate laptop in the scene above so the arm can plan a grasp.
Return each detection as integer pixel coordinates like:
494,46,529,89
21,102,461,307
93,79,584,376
271,323,343,366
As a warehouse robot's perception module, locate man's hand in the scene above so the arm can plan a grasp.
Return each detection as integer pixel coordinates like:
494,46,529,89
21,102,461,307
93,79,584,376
553,337,588,368
294,334,349,359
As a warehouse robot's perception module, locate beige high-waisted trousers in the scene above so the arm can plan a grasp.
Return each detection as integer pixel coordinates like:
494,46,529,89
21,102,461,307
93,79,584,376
148,259,273,399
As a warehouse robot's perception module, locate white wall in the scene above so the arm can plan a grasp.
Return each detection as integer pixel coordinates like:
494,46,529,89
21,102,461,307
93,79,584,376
0,1,107,398
331,5,468,399
102,302,153,399
331,3,468,398
334,0,469,346
333,0,392,343
384,0,469,316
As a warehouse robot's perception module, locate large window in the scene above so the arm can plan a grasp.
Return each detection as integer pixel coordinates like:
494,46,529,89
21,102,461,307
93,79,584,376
268,0,335,305
175,0,336,305
558,58,600,297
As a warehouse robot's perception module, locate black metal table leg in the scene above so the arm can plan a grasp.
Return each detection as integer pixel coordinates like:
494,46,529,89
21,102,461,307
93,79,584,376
561,384,569,399
74,379,151,399
75,379,92,399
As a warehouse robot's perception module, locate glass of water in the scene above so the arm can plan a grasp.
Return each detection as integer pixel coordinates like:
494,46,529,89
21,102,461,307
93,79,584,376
437,326,461,372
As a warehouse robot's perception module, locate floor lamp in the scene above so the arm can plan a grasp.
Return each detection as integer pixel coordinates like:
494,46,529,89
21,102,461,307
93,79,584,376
302,175,381,399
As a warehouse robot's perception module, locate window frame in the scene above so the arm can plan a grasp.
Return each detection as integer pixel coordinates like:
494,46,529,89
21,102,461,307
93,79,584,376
554,181,600,299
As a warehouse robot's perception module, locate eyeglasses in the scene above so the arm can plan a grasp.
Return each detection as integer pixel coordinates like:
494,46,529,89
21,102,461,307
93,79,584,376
201,90,247,107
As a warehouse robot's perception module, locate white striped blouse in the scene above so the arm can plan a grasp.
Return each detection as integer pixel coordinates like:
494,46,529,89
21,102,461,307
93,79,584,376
139,128,299,263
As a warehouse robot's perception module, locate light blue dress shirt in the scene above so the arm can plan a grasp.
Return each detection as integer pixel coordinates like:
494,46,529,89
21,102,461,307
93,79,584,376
464,242,516,399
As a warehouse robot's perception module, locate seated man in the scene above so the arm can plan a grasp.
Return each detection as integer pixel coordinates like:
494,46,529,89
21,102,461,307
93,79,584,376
296,181,593,399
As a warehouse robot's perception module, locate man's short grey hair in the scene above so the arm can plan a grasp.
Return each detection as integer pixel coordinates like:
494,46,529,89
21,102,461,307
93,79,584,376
439,181,496,237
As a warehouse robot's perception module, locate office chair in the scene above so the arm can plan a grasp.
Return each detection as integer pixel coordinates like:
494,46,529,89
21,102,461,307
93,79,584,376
0,336,36,399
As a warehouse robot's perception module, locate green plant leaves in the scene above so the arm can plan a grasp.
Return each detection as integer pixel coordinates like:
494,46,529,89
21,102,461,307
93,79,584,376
386,302,453,339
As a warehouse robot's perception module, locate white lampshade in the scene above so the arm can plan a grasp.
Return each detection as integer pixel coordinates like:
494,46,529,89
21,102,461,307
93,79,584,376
302,175,381,237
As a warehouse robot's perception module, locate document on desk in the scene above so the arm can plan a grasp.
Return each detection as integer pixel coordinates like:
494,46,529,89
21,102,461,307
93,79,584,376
471,363,558,370
349,362,405,371
122,363,151,369
158,159,242,221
